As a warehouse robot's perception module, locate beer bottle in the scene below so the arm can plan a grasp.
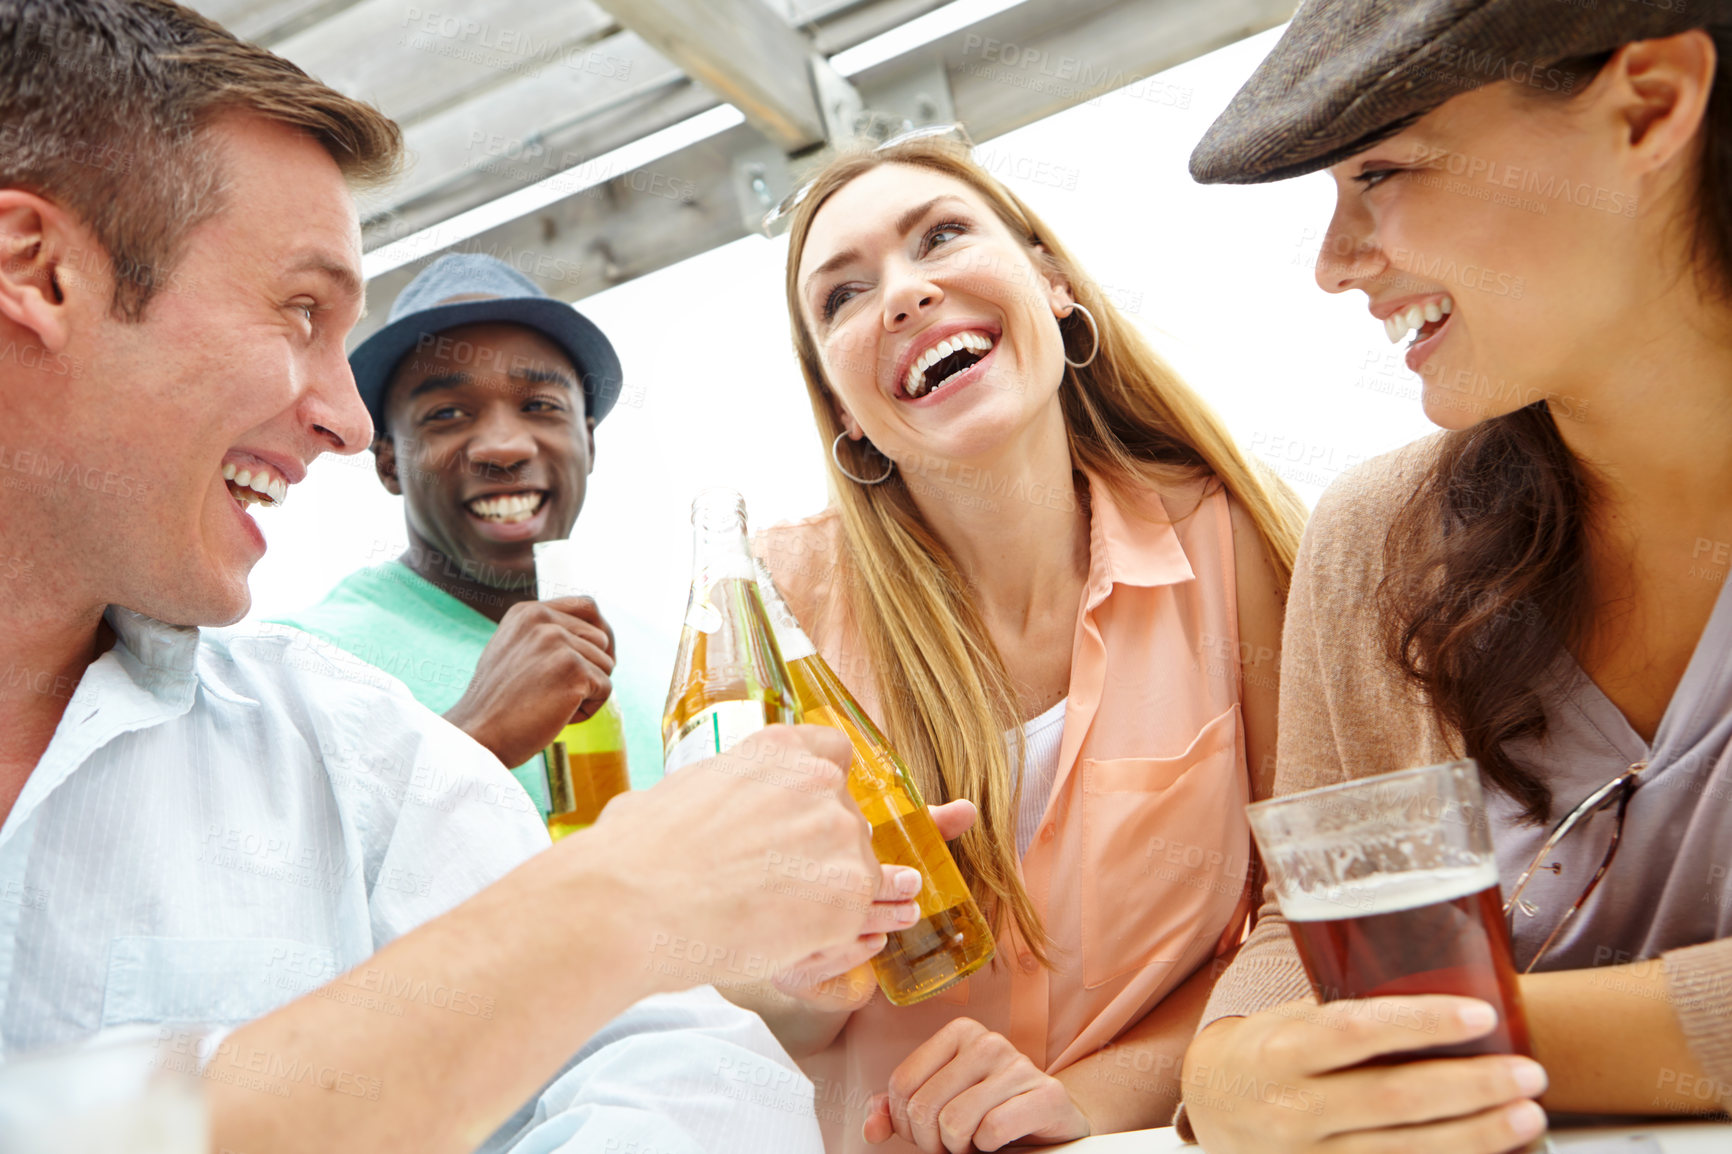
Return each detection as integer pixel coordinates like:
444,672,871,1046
662,490,800,771
542,699,631,841
532,539,632,839
755,559,996,1006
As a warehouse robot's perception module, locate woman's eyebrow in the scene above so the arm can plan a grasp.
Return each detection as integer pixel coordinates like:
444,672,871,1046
801,195,973,296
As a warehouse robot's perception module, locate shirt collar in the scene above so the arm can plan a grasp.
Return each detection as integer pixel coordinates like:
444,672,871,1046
101,605,236,705
1082,468,1197,603
105,607,200,679
4,609,206,847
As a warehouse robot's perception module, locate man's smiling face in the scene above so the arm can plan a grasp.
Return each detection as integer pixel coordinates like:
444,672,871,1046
33,111,373,626
376,321,595,590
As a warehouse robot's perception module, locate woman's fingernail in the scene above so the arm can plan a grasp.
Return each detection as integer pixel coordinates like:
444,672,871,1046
1511,1059,1548,1098
1506,1099,1546,1138
1458,1001,1497,1031
894,868,922,897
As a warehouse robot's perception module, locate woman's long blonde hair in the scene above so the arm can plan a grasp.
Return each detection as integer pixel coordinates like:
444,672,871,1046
783,135,1305,960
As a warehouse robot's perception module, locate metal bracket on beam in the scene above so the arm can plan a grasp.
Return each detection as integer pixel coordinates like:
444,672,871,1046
853,52,955,142
810,55,865,147
733,52,955,237
731,140,798,237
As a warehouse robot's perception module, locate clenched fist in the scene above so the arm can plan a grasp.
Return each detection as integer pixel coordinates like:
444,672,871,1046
445,595,615,767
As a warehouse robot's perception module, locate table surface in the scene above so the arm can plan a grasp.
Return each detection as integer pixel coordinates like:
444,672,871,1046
1029,1120,1732,1152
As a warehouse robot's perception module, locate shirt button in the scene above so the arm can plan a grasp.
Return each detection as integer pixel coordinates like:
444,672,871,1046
1019,953,1038,974
1039,826,1055,843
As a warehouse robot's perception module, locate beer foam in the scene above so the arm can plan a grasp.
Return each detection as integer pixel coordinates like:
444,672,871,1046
1280,861,1499,922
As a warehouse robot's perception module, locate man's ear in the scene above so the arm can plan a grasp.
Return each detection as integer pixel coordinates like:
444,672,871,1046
584,415,597,476
0,191,82,351
374,434,403,496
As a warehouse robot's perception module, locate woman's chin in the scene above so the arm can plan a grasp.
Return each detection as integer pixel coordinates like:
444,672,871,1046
1419,387,1487,431
1421,381,1543,432
894,395,1059,470
895,426,1019,475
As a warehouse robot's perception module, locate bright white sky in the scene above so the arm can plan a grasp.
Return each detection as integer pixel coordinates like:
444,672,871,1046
242,23,1437,689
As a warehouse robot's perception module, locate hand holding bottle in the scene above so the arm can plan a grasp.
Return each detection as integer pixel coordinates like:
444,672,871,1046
589,723,884,985
771,799,980,1011
446,595,616,768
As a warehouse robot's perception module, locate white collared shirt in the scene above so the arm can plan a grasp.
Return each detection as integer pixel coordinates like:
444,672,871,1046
0,609,819,1153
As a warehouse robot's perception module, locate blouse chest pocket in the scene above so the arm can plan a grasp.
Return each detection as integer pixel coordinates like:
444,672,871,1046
1076,706,1251,989
102,936,343,1029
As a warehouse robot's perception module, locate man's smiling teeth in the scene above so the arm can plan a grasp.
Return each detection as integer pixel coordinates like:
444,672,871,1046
222,462,287,507
1384,295,1454,344
906,330,994,398
468,492,545,523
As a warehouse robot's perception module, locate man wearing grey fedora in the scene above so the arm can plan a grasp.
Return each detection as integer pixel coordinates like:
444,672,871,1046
1180,1,1732,1152
273,252,665,810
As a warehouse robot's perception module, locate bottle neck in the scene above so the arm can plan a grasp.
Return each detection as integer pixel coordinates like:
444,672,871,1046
691,525,756,588
753,557,817,660
689,491,756,590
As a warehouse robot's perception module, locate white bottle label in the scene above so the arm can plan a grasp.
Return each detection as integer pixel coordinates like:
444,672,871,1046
663,700,770,773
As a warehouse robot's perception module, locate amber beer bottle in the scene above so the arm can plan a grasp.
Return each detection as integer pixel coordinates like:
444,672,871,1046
756,560,996,1006
541,699,631,841
662,490,800,771
533,539,632,840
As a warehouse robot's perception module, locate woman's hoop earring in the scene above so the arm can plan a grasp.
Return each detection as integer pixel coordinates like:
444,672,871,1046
831,431,894,485
1061,303,1099,369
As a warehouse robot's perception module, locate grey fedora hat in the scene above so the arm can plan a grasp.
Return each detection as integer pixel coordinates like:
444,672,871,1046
1192,0,1730,185
349,252,623,430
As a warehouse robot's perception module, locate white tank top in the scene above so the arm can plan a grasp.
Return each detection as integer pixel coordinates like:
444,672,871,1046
1008,698,1066,859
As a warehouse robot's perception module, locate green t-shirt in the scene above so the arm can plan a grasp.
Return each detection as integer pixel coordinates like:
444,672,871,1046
270,562,666,812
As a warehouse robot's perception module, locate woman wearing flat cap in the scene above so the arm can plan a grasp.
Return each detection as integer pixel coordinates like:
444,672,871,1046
1181,0,1732,1151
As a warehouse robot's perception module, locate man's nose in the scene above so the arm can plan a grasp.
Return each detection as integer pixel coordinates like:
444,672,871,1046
466,405,535,470
306,351,373,454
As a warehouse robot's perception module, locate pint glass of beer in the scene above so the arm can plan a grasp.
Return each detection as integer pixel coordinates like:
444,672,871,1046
1246,761,1531,1059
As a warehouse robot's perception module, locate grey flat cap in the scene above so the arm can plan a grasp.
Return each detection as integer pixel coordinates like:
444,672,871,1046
1192,0,1730,185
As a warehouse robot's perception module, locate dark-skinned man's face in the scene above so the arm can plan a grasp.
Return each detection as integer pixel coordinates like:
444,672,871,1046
375,320,595,589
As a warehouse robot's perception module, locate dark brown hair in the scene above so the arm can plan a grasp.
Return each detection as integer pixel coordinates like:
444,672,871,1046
1380,30,1732,822
0,0,402,320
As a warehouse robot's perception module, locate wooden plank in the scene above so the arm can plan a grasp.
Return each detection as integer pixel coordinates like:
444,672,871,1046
360,0,905,241
936,0,1287,139
591,0,833,150
370,29,680,228
269,0,617,126
349,0,1292,347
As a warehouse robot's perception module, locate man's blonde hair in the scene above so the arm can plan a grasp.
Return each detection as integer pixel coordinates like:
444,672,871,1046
0,0,401,320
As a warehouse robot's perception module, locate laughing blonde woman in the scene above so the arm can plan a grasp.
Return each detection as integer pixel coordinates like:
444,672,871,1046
730,132,1306,1152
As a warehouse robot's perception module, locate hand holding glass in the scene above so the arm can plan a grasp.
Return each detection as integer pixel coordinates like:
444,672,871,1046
1246,760,1532,1060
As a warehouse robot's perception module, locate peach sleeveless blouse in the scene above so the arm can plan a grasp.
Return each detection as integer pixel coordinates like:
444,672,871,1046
753,472,1256,1153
